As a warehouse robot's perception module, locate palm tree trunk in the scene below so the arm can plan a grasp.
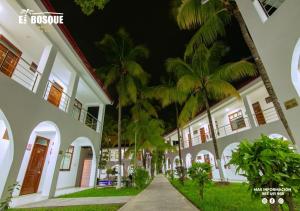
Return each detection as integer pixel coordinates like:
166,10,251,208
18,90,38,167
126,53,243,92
203,92,225,181
117,102,122,189
232,7,295,145
175,103,184,180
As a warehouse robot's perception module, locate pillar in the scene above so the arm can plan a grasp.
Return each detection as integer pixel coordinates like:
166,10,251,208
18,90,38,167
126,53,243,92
243,96,256,128
67,73,80,114
36,45,57,99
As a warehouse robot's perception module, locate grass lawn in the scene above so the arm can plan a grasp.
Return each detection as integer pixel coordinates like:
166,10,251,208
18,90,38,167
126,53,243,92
9,204,122,211
171,179,300,211
58,187,142,198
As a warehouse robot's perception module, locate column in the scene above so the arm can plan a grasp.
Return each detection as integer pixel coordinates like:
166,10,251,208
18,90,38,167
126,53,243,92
67,73,80,114
36,45,57,98
243,95,256,128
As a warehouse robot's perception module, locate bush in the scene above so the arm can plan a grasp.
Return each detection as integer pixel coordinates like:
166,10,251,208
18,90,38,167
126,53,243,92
230,135,300,211
166,169,174,180
188,162,212,199
134,168,150,189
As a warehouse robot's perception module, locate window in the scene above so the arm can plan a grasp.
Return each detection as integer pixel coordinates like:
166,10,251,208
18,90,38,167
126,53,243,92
228,110,246,131
257,0,285,17
60,146,74,171
0,35,22,77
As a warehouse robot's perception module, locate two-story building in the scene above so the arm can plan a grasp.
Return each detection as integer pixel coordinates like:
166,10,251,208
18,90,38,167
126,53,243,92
0,0,111,207
164,78,289,182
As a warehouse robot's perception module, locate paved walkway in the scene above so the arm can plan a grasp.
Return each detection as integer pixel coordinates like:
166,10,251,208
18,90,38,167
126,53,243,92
119,175,198,211
16,196,132,208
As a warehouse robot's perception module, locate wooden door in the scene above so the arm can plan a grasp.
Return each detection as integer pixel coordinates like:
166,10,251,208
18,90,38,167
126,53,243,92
2,129,8,140
0,43,20,77
200,127,206,143
20,137,49,195
252,102,266,125
80,159,92,187
188,133,192,147
204,154,212,178
47,82,63,107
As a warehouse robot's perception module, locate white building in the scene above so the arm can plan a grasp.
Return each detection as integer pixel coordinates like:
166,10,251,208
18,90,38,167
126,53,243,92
0,0,111,207
236,0,300,148
164,78,289,182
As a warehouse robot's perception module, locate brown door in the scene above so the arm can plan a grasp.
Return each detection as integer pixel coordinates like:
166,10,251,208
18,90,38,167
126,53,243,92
188,133,192,147
2,129,8,140
47,82,63,107
80,159,92,187
20,137,49,195
252,102,266,125
204,154,212,178
200,127,206,143
0,43,20,77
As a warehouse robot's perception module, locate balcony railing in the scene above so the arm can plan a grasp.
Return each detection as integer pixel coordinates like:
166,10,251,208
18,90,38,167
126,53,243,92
181,107,279,148
0,50,41,91
43,81,71,112
257,0,285,16
72,106,102,132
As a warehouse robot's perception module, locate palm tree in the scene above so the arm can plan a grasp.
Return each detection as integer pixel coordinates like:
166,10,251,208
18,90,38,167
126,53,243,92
167,42,257,181
150,76,188,181
174,0,295,144
97,28,149,188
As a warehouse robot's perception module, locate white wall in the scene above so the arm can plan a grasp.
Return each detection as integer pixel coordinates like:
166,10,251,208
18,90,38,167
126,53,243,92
195,150,220,181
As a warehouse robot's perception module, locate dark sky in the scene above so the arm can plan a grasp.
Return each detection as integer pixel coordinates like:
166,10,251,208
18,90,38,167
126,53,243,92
50,0,251,130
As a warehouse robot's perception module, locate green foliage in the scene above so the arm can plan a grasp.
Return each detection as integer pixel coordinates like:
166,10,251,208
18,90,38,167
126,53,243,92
188,162,212,199
230,135,300,210
166,169,175,180
0,183,19,211
74,0,109,15
134,168,150,189
106,168,117,176
167,42,256,126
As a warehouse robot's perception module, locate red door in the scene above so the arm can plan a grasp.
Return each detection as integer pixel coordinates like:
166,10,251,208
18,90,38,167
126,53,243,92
20,137,49,195
47,82,63,107
252,102,266,125
80,159,92,187
200,128,206,143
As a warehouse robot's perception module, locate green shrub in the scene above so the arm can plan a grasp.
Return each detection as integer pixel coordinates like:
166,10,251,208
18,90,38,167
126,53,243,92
134,168,149,189
188,162,212,199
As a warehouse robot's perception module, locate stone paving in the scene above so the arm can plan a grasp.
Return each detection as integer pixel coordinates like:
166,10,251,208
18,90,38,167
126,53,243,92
119,175,199,211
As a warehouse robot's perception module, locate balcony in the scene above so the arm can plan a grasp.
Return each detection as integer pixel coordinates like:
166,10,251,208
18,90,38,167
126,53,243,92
0,48,41,92
72,105,102,132
183,106,279,148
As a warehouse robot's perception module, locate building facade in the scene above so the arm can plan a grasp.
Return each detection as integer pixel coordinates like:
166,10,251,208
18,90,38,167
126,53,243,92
236,0,300,148
164,78,289,182
0,0,111,207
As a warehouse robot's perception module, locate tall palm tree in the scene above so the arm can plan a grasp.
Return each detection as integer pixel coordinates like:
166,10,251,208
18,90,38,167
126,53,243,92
167,42,257,181
97,28,149,188
174,0,295,144
150,76,188,181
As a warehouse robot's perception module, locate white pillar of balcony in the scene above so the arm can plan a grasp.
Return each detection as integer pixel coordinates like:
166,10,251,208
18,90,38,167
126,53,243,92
67,73,80,115
243,96,256,128
36,45,57,99
97,104,105,133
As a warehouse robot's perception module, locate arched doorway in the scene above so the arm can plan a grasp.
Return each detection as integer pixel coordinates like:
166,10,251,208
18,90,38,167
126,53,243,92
0,109,14,198
221,143,246,182
56,137,96,190
195,150,220,180
291,38,300,96
14,121,60,197
185,153,192,169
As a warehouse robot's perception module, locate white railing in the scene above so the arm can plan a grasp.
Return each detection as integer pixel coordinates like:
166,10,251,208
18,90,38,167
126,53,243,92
0,48,41,91
180,106,279,147
72,106,102,133
257,0,285,16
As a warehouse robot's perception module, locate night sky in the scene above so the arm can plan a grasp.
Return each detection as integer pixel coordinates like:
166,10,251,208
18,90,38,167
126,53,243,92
50,0,251,130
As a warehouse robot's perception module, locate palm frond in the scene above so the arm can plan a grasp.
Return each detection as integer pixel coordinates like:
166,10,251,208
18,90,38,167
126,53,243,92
125,61,149,85
128,45,150,61
212,60,257,82
177,74,199,93
166,58,193,77
178,93,203,126
206,79,240,100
